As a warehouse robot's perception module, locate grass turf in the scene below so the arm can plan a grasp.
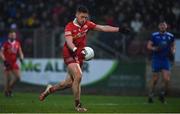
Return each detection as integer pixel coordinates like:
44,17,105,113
0,92,180,113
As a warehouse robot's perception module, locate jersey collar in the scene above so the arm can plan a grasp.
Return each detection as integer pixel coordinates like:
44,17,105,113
159,31,167,35
8,40,16,44
73,18,81,28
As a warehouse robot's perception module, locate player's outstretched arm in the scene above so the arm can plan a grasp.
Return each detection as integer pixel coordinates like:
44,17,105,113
94,25,119,32
94,25,130,33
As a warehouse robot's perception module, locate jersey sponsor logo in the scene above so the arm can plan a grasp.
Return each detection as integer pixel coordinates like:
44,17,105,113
162,36,165,40
74,33,85,39
10,45,18,53
156,36,160,39
73,29,88,39
73,30,77,32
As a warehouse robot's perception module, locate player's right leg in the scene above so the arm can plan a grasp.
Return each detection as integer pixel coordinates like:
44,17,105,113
148,72,159,103
3,70,11,97
67,63,87,112
39,74,73,101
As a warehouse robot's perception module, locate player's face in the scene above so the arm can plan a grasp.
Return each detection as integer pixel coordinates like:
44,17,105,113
159,23,167,33
8,32,16,42
76,12,89,26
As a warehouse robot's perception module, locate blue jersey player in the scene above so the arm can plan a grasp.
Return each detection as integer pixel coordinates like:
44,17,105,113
147,22,175,103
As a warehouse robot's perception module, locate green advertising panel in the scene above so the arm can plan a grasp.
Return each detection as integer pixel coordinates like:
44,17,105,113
85,60,146,95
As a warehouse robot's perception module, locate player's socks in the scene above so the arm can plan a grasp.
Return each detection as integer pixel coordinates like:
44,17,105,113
8,90,13,97
148,93,154,103
49,86,57,93
4,90,12,97
4,91,9,97
164,83,169,96
75,100,80,106
148,81,156,103
159,91,166,104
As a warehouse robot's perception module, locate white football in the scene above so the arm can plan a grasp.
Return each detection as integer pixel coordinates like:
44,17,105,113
84,47,94,61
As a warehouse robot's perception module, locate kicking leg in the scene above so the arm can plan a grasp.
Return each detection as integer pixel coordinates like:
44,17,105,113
49,74,73,93
39,74,73,101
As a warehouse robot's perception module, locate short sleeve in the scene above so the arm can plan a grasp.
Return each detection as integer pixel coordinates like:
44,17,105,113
64,24,73,38
87,21,96,30
149,34,154,42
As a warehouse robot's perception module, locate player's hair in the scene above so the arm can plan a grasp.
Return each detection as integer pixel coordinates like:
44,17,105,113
159,21,167,25
9,30,16,34
76,5,89,13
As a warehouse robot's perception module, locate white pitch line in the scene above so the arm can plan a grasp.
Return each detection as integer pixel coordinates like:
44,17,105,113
92,103,119,106
90,102,150,106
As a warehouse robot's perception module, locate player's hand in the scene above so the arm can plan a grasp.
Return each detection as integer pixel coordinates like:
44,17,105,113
3,60,10,68
119,26,130,34
72,47,78,57
81,49,86,59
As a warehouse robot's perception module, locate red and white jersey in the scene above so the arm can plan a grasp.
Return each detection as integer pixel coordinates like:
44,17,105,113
63,18,96,57
2,40,21,64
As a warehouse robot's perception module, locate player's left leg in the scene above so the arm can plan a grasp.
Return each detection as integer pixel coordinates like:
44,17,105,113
159,69,170,103
9,69,21,95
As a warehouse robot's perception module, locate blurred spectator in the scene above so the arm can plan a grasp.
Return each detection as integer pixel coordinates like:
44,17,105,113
130,13,143,33
25,13,39,28
10,23,21,40
0,0,179,32
172,4,180,19
51,3,66,27
0,0,179,58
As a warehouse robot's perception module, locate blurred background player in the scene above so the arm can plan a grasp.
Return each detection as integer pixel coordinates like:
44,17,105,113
0,31,24,97
39,5,130,112
147,22,175,103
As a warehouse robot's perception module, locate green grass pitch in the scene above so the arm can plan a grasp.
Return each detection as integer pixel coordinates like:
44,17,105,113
0,92,180,113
